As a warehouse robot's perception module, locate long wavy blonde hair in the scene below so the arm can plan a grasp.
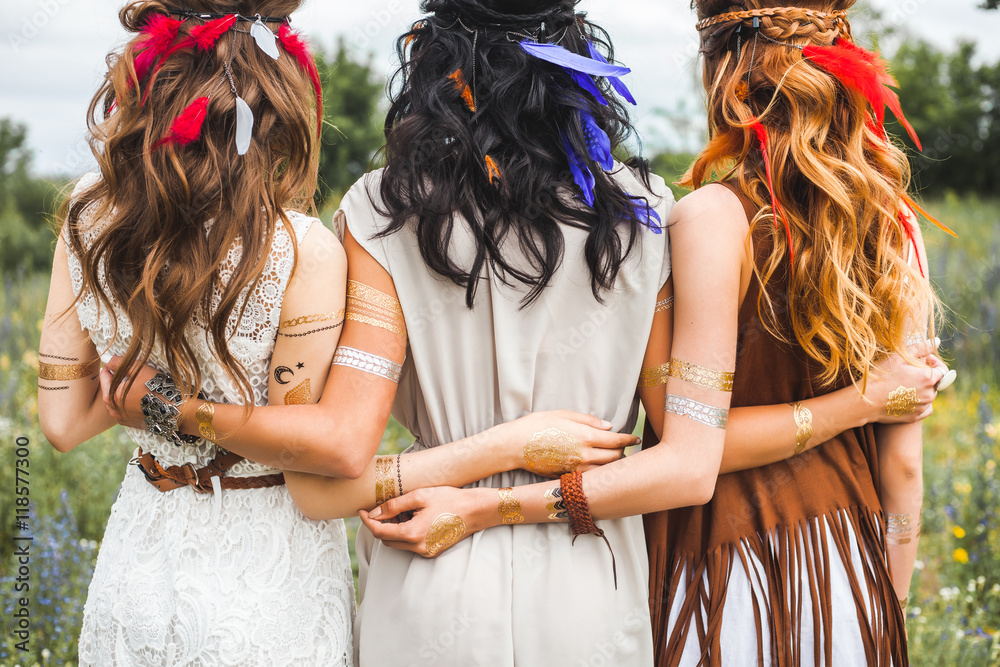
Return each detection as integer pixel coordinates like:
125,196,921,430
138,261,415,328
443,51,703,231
683,0,937,387
64,0,320,408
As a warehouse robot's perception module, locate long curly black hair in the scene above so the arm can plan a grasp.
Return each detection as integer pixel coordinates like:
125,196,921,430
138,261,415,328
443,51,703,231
375,0,654,307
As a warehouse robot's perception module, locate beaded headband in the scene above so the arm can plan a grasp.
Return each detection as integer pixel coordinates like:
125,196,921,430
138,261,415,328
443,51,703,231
695,7,848,32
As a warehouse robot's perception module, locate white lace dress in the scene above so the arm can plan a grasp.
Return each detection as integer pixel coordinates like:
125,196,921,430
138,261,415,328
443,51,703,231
68,174,355,666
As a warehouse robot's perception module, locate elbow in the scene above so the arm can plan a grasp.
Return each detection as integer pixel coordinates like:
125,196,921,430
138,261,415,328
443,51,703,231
40,419,80,453
686,456,722,507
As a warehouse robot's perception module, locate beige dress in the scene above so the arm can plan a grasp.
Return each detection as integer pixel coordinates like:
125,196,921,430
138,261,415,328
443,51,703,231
343,167,673,667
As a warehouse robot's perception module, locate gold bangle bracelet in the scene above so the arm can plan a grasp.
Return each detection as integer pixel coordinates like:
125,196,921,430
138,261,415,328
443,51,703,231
38,359,100,382
195,401,217,442
790,402,813,455
498,487,525,525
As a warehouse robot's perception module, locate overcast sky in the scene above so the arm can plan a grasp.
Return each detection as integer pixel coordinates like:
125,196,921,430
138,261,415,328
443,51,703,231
1,0,997,175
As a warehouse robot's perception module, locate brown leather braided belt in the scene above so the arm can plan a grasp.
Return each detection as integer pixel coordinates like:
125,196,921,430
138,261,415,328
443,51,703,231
132,448,285,493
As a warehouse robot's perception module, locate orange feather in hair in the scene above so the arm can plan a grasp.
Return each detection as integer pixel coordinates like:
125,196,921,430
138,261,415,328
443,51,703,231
485,155,501,184
448,69,476,113
748,117,794,269
803,38,922,150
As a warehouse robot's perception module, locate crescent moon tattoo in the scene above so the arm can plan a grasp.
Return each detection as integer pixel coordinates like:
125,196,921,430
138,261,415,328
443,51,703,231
274,366,294,385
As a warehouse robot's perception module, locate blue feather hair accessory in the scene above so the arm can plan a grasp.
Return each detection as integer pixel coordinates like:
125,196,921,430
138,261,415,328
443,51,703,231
522,37,658,232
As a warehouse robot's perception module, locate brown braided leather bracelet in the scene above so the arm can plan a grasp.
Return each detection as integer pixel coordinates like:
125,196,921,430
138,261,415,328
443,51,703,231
131,448,285,493
560,470,617,589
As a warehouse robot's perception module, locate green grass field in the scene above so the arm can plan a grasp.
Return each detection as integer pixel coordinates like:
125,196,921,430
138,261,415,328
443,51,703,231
1,196,998,665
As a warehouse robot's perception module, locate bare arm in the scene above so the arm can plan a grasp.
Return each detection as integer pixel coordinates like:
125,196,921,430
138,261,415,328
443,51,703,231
104,213,635,497
639,269,938,478
361,183,750,549
38,235,117,452
877,215,936,606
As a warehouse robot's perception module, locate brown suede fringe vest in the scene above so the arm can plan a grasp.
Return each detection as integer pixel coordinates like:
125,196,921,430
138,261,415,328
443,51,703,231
643,182,907,667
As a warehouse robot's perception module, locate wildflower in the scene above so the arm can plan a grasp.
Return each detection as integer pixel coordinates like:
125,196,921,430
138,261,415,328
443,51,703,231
0,354,9,371
953,525,967,539
953,481,972,494
954,548,970,564
987,459,996,473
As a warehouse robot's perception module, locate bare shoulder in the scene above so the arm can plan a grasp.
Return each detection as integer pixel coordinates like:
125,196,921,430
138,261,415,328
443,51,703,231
670,184,747,231
299,221,346,268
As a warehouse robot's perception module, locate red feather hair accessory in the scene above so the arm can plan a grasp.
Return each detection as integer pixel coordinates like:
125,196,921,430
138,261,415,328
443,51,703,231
277,24,324,135
143,14,239,104
803,38,921,150
153,96,210,150
748,117,795,269
133,14,184,83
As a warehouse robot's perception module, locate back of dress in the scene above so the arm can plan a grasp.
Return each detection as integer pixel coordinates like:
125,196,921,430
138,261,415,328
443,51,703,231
66,173,356,666
345,166,673,667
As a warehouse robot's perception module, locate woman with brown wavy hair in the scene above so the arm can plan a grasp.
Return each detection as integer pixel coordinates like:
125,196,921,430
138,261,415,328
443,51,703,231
641,1,949,664
36,1,363,662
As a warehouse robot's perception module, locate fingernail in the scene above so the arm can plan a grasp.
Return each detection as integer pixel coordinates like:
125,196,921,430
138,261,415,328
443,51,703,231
369,506,382,520
934,337,941,348
601,420,613,429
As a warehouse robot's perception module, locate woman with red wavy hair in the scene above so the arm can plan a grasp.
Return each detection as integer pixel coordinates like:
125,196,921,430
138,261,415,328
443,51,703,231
642,2,949,664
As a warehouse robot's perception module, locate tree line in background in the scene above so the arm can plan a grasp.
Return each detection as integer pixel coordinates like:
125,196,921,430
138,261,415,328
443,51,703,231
2,32,999,273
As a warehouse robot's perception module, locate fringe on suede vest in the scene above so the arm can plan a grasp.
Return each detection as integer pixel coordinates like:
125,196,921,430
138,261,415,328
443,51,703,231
643,182,907,667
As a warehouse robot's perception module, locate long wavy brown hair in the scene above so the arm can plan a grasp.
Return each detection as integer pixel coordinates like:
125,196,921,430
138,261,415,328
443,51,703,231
683,0,937,387
63,0,320,408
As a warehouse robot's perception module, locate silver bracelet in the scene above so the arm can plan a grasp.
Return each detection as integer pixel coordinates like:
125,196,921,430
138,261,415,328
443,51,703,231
142,373,200,445
332,346,403,384
665,394,729,429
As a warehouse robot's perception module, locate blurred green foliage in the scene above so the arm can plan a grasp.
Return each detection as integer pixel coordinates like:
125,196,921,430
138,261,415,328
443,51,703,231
315,41,385,209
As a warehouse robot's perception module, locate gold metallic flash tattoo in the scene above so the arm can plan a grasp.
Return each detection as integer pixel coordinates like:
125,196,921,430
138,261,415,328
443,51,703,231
497,487,525,525
544,487,568,521
374,456,397,506
346,281,406,337
523,428,583,477
790,402,813,455
38,359,100,382
886,512,922,545
667,358,735,392
638,363,669,388
195,402,217,442
283,379,312,405
279,309,345,331
886,386,920,417
655,296,674,313
425,513,466,557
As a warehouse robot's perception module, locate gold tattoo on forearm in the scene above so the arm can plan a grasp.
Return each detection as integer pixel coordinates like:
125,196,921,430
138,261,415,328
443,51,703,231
523,429,583,477
425,513,466,557
374,456,397,506
886,512,922,545
195,402,217,442
666,358,735,392
497,487,525,525
790,402,814,455
346,281,406,337
638,363,669,388
38,359,100,381
279,309,345,331
544,487,568,521
283,379,311,405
